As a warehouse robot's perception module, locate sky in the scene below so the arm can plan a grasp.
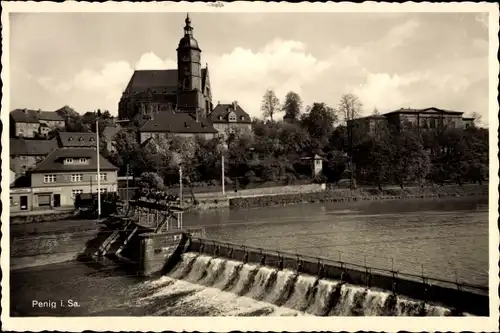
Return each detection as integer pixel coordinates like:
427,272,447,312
9,11,491,123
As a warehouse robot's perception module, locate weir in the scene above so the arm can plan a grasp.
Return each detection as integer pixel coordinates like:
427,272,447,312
84,190,489,316
159,235,488,316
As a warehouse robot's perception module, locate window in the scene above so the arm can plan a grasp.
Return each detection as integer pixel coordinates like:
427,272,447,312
79,158,88,163
72,189,83,198
71,174,83,182
20,156,26,160
240,116,245,120
44,174,57,183
10,196,13,206
65,158,74,164
99,188,107,194
430,119,436,129
96,173,107,181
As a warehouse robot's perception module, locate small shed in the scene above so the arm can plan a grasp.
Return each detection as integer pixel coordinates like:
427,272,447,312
300,153,326,178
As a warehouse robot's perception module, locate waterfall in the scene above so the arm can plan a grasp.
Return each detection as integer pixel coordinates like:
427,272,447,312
165,253,463,317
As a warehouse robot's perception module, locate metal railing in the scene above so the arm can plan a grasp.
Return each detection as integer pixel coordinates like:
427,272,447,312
188,236,488,295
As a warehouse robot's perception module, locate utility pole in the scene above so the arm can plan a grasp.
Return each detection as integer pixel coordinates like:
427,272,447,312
126,164,130,205
179,165,183,207
96,119,101,220
178,165,183,230
221,154,225,195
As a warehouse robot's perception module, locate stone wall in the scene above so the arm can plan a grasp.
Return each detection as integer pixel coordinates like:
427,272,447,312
10,230,98,270
230,184,488,209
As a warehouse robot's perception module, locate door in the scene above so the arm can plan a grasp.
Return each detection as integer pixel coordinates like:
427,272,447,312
53,194,61,208
20,196,28,211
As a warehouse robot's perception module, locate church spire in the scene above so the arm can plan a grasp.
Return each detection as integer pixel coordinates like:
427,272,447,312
184,13,193,36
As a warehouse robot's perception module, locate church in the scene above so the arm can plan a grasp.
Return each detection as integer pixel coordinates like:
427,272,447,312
118,14,252,139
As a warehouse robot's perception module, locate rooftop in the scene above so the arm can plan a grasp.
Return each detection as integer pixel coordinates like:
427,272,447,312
209,102,252,124
10,138,58,156
384,107,464,115
10,109,64,123
57,132,97,148
32,147,118,173
123,68,208,96
140,111,217,134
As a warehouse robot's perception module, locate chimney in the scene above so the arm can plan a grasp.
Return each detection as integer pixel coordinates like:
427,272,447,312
233,101,238,110
217,101,220,105
23,108,28,113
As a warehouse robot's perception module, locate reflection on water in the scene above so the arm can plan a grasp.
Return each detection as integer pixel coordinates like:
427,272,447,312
11,196,488,316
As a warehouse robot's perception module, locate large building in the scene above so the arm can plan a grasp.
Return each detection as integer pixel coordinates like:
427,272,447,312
10,108,65,138
209,101,252,138
10,147,118,212
9,132,118,212
348,107,476,135
118,14,251,139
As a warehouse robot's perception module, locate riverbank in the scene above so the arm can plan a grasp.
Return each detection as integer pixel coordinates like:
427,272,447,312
229,184,489,209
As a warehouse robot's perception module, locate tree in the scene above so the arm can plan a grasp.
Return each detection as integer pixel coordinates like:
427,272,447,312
353,134,393,190
338,94,363,189
391,132,431,188
138,172,165,192
470,112,483,127
261,89,280,121
55,105,90,132
300,102,337,151
372,107,380,115
282,91,303,122
338,93,363,124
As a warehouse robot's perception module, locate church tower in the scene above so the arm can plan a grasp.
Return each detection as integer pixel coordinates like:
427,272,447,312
176,14,206,119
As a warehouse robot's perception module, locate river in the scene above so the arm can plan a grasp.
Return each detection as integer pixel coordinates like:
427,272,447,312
10,196,488,316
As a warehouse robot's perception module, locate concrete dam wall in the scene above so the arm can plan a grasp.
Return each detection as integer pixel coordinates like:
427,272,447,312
175,236,488,316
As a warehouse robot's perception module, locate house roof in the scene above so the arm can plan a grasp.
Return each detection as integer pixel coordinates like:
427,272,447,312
57,132,97,148
209,103,252,124
349,115,387,122
10,138,58,156
123,68,208,96
10,109,64,123
140,111,217,134
384,107,464,116
32,147,118,173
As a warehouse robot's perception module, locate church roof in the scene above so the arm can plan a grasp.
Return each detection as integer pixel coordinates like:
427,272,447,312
209,103,252,124
123,68,208,95
140,111,217,134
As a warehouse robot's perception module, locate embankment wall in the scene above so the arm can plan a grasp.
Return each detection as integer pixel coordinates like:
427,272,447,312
10,230,98,270
184,237,489,316
230,184,489,209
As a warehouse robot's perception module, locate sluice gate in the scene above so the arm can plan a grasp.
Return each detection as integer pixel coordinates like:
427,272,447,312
175,236,489,316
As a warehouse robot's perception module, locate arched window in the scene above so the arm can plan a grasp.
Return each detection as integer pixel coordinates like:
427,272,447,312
430,118,436,129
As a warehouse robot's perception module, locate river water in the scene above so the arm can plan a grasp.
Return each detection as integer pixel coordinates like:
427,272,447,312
10,196,488,317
